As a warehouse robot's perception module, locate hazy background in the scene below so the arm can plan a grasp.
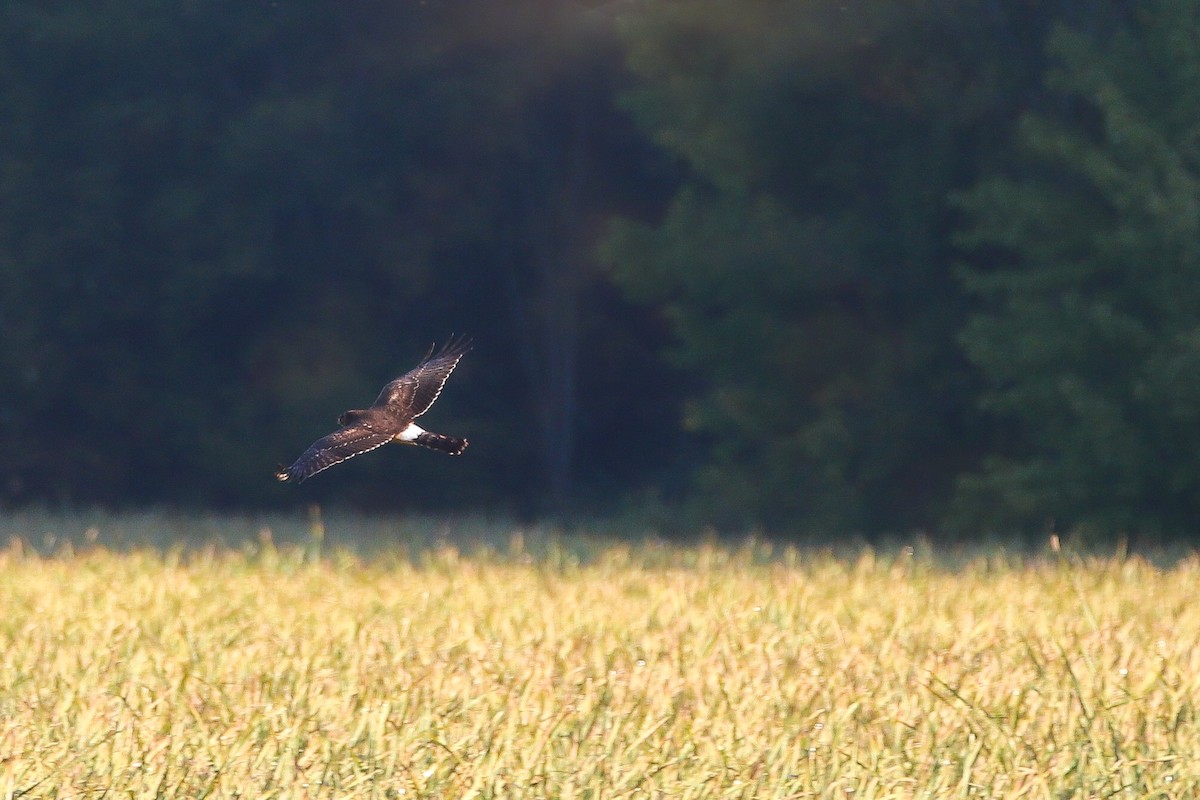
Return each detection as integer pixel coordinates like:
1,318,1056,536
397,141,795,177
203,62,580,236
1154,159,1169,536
2,0,1195,542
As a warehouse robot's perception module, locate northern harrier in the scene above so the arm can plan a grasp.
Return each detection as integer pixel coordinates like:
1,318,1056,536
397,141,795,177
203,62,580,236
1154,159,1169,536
275,338,470,483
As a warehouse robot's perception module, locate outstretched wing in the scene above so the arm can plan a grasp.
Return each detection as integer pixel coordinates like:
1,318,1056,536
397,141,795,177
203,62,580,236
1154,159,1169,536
374,336,471,419
275,423,394,483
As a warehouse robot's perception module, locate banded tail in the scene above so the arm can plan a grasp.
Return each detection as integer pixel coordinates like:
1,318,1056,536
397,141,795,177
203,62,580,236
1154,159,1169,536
413,431,468,456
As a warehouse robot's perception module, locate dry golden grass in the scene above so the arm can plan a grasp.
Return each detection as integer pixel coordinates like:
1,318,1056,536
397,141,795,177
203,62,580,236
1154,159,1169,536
1,519,1199,798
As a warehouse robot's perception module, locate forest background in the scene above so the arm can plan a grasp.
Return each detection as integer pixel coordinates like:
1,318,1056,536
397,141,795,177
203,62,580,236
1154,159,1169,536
2,0,1197,542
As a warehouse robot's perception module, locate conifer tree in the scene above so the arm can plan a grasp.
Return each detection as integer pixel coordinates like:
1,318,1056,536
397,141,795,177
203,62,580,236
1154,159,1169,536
605,0,1031,531
955,1,1200,537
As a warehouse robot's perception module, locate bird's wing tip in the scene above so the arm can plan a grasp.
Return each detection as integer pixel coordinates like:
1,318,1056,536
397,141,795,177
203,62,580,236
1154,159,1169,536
439,333,473,356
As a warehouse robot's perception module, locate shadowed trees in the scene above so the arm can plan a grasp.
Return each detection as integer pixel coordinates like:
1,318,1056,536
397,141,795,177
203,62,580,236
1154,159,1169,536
953,0,1200,538
604,1,1031,531
0,1,678,512
2,0,1195,540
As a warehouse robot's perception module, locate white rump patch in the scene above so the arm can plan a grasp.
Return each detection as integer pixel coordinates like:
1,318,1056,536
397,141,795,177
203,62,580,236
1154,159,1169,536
397,422,426,443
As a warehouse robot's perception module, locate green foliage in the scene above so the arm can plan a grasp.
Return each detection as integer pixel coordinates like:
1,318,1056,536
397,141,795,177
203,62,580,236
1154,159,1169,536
954,0,1200,537
606,0,1018,532
0,1,675,512
4,0,1189,539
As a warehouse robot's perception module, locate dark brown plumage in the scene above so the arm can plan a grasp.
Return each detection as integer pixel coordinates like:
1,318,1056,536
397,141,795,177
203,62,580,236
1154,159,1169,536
276,337,470,484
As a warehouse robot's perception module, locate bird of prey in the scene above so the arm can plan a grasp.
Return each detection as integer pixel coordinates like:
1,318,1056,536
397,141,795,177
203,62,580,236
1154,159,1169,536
275,338,470,484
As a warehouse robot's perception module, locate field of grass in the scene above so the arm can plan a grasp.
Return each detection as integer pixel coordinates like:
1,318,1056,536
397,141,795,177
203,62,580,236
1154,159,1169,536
1,513,1199,798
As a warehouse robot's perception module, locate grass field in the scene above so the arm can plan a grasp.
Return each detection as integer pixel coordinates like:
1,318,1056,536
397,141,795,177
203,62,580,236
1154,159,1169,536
1,513,1198,798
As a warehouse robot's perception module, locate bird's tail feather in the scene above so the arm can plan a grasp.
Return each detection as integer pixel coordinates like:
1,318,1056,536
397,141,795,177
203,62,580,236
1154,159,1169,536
413,432,468,456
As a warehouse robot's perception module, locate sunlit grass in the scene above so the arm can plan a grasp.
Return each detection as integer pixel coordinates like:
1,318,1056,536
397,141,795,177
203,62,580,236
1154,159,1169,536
1,516,1198,798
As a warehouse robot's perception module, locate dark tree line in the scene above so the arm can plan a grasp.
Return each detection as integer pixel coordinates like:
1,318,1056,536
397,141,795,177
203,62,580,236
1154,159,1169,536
1,0,1196,540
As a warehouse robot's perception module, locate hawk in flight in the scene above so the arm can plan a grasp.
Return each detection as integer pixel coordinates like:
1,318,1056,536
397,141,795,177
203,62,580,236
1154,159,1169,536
276,337,470,484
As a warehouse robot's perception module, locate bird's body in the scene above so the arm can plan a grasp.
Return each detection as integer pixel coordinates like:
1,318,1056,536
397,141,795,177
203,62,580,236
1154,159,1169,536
275,338,470,483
